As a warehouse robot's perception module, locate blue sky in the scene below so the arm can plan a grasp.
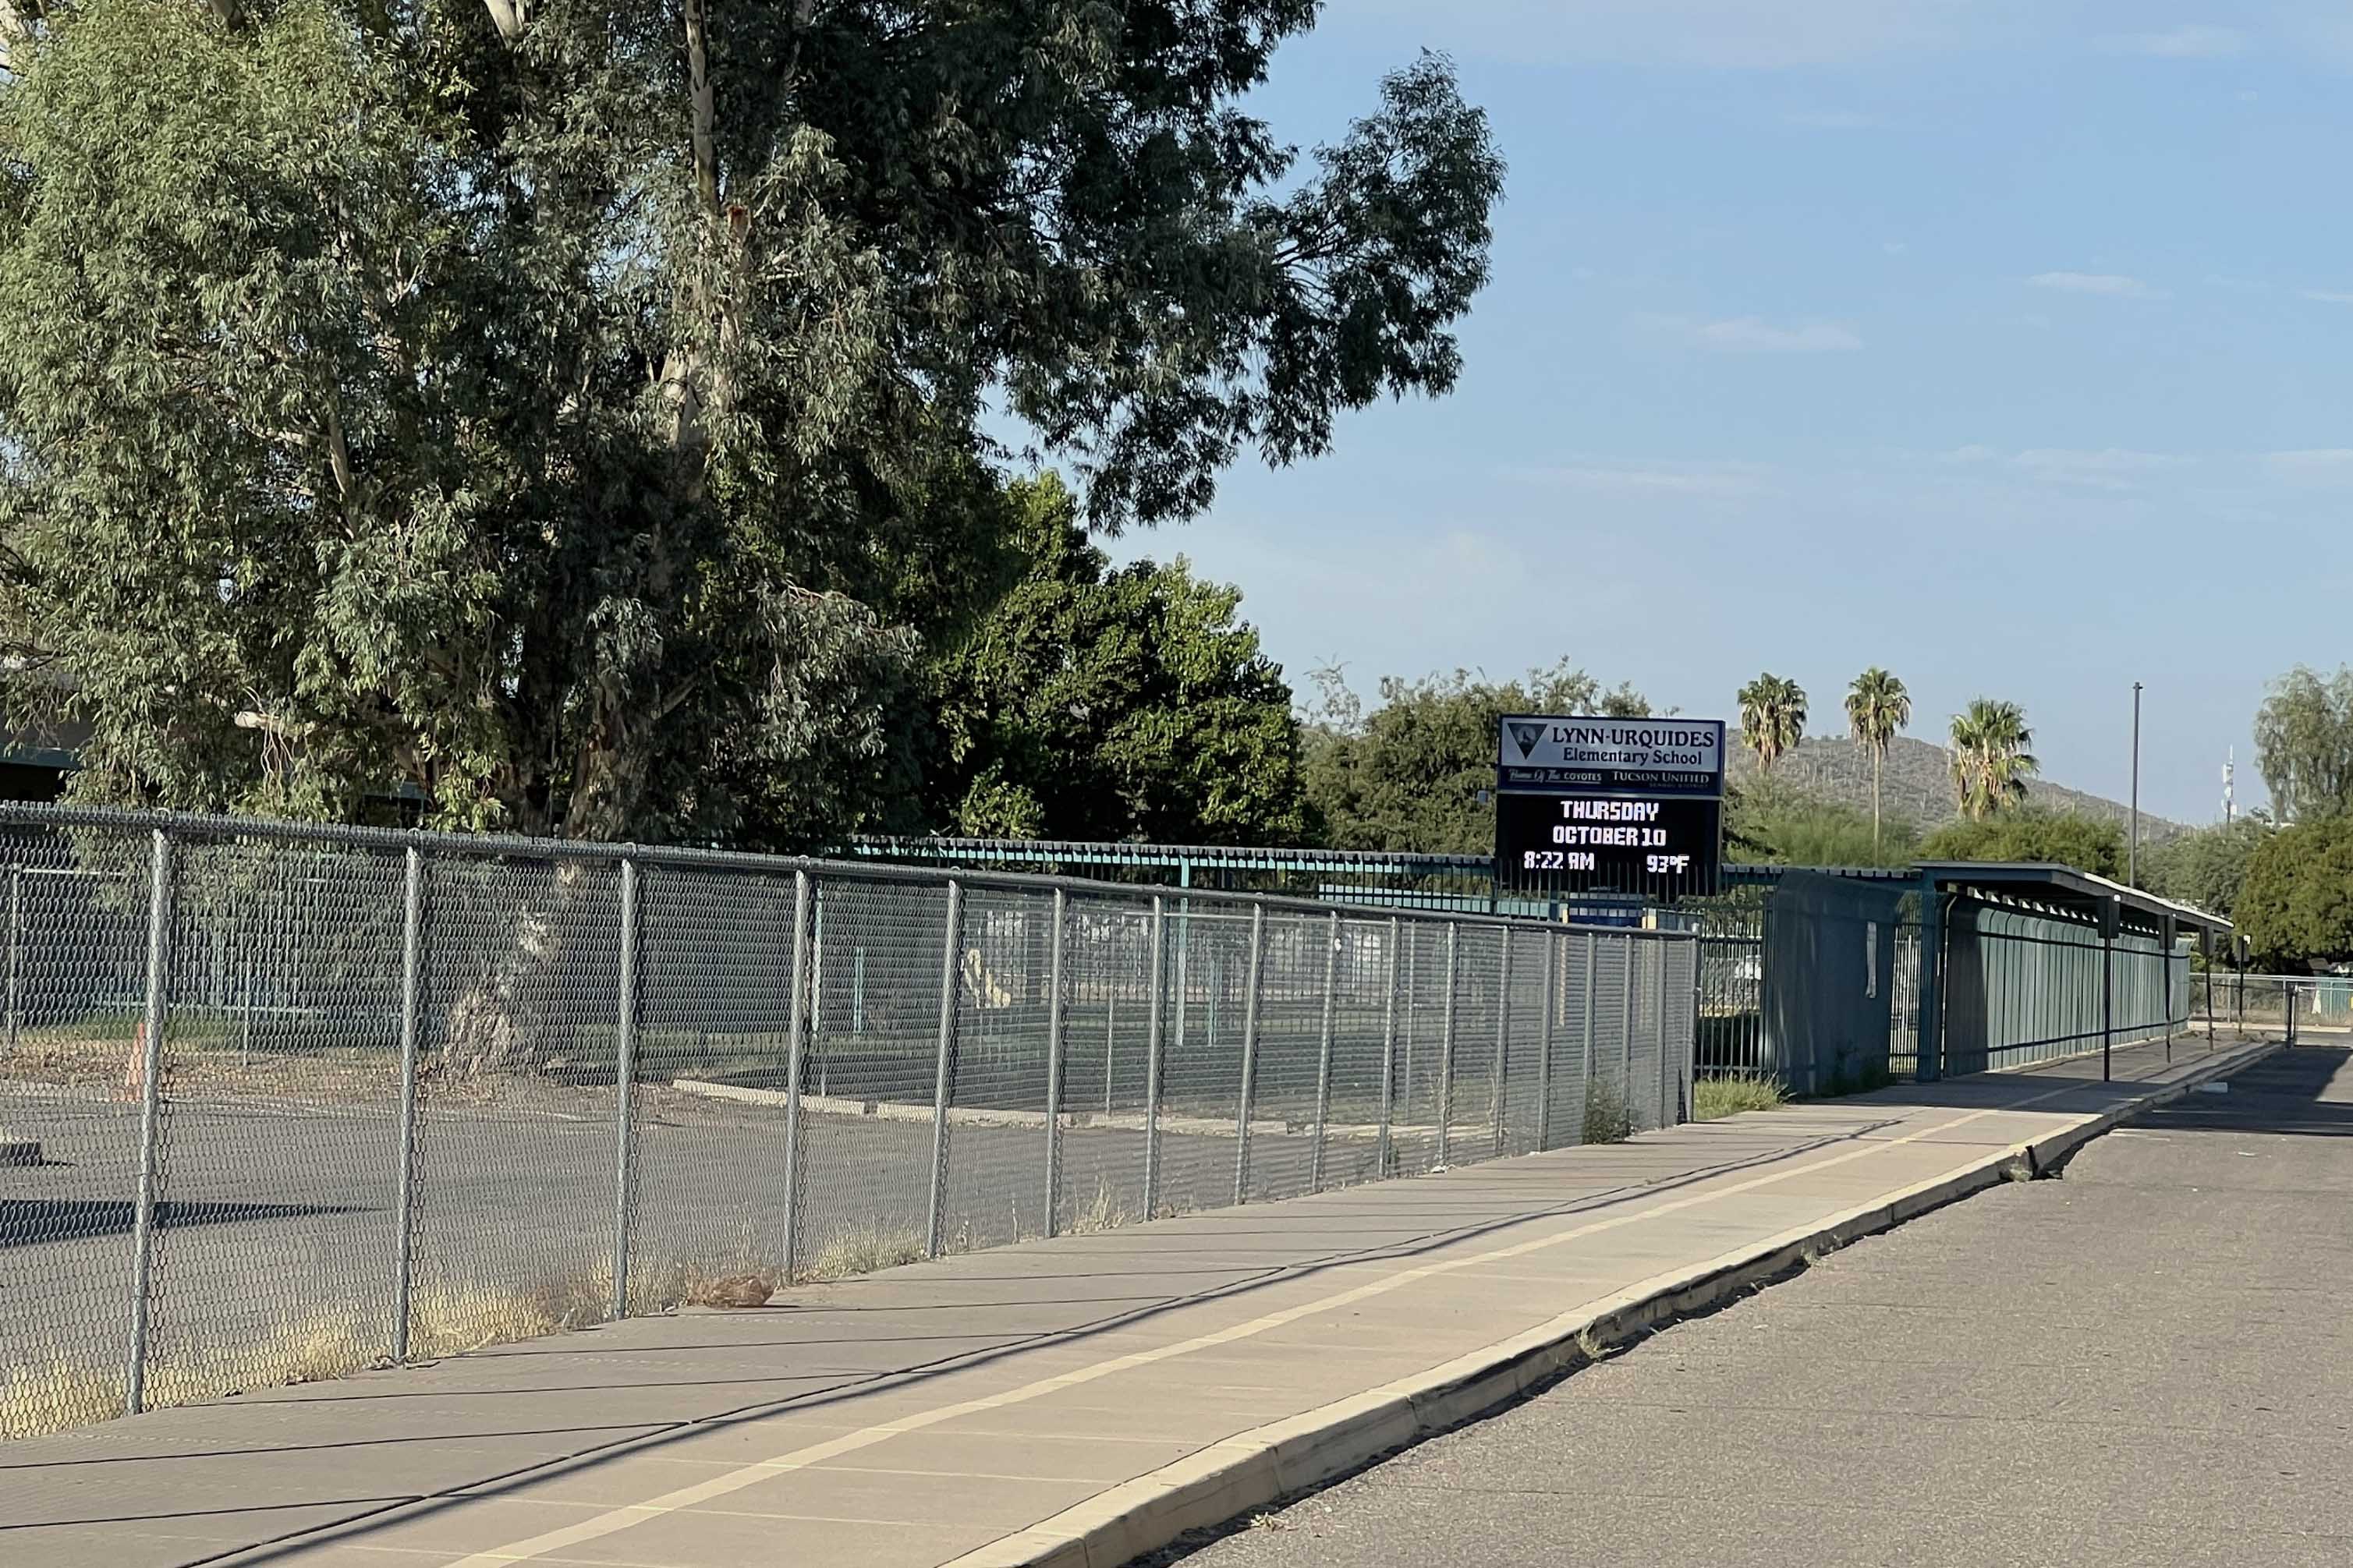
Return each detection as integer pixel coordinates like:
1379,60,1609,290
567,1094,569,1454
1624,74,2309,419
1102,2,2353,824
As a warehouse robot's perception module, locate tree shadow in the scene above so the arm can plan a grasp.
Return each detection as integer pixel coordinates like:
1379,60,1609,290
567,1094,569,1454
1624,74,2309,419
0,1198,368,1250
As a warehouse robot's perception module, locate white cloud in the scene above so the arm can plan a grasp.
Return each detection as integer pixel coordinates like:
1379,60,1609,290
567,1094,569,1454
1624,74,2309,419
2012,448,2190,487
2302,289,2353,305
2102,24,2248,58
1636,314,1864,353
1504,459,1775,499
1785,109,1878,130
1883,241,1909,256
2029,271,2169,299
1940,446,2189,490
2266,449,2353,482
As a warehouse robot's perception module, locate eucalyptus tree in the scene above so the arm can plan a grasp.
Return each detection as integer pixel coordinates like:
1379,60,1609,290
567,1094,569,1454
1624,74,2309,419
0,0,1505,849
2253,666,2353,824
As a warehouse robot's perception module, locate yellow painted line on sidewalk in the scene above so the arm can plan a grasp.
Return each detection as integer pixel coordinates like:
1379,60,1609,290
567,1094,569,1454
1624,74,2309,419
441,1081,2111,1567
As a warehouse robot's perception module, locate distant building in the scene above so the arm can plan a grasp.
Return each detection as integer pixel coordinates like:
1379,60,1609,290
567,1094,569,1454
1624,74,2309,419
0,720,80,803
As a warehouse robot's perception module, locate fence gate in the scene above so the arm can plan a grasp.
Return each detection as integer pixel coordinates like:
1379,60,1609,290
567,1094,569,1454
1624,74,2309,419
1760,870,1903,1095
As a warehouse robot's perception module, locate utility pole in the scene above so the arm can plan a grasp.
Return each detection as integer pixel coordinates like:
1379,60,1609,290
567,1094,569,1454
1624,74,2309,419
2128,681,2142,888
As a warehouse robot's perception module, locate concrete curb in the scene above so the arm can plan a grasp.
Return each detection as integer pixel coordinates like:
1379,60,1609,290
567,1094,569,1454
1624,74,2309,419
673,1077,1437,1142
942,1039,2279,1568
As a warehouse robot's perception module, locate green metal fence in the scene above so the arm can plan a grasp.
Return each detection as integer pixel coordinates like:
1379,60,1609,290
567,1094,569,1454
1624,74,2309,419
853,840,2205,1092
1938,899,2187,1076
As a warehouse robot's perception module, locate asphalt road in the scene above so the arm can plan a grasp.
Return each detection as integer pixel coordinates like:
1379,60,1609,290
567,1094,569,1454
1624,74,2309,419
1176,1044,2353,1568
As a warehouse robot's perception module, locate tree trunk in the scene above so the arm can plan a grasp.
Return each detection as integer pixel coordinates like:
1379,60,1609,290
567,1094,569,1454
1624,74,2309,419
433,857,614,1083
1872,748,1882,851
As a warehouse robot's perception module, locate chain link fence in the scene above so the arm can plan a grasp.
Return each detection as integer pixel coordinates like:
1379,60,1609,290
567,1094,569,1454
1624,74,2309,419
2192,972,2348,1043
0,805,1698,1443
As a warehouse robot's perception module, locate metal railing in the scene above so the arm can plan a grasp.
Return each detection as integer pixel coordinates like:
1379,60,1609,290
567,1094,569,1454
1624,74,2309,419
1938,901,2189,1076
856,843,2188,1095
2192,972,2350,1042
852,836,1504,910
0,804,1697,1442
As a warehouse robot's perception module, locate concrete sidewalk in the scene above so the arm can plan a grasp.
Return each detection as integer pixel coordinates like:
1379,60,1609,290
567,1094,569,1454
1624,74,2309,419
2,1033,2270,1568
1182,1043,2353,1568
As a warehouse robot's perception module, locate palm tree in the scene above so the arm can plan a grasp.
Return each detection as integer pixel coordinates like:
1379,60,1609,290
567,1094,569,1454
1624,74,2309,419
1949,699,2039,819
1738,674,1808,774
1844,669,1911,850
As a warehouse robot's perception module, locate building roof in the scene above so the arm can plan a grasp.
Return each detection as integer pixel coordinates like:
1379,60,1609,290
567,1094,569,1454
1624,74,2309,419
1911,860,2231,937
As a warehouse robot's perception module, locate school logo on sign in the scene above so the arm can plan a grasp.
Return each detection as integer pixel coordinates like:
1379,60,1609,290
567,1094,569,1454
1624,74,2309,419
1508,722,1546,759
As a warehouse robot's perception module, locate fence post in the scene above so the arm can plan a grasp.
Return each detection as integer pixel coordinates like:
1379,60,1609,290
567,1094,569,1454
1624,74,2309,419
1619,938,1635,1124
1400,935,1416,1130
5,864,19,1054
609,858,643,1322
2162,912,2178,1064
1915,872,1944,1083
781,869,813,1279
1309,910,1339,1191
1490,931,1512,1156
124,828,174,1416
1143,896,1168,1218
809,898,825,1071
1686,936,1703,1121
925,880,965,1259
1232,904,1267,1205
1537,931,1557,1150
2201,928,2215,1045
1172,873,1190,1080
392,845,424,1363
239,909,255,1064
2100,894,2116,1084
1378,917,1400,1177
1580,931,1596,1141
1044,888,1068,1237
1654,940,1671,1129
1437,924,1459,1167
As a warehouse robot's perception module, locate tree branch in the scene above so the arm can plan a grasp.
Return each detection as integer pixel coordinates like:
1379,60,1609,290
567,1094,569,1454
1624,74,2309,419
482,0,531,44
233,709,316,742
322,403,355,504
0,0,30,76
684,0,719,221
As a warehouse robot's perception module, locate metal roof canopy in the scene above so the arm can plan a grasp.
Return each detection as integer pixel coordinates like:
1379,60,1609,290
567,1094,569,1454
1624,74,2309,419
852,837,2230,936
1911,860,2230,939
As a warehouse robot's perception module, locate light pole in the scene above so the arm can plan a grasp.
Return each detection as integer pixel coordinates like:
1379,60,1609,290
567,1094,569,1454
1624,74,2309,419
2128,681,2142,888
